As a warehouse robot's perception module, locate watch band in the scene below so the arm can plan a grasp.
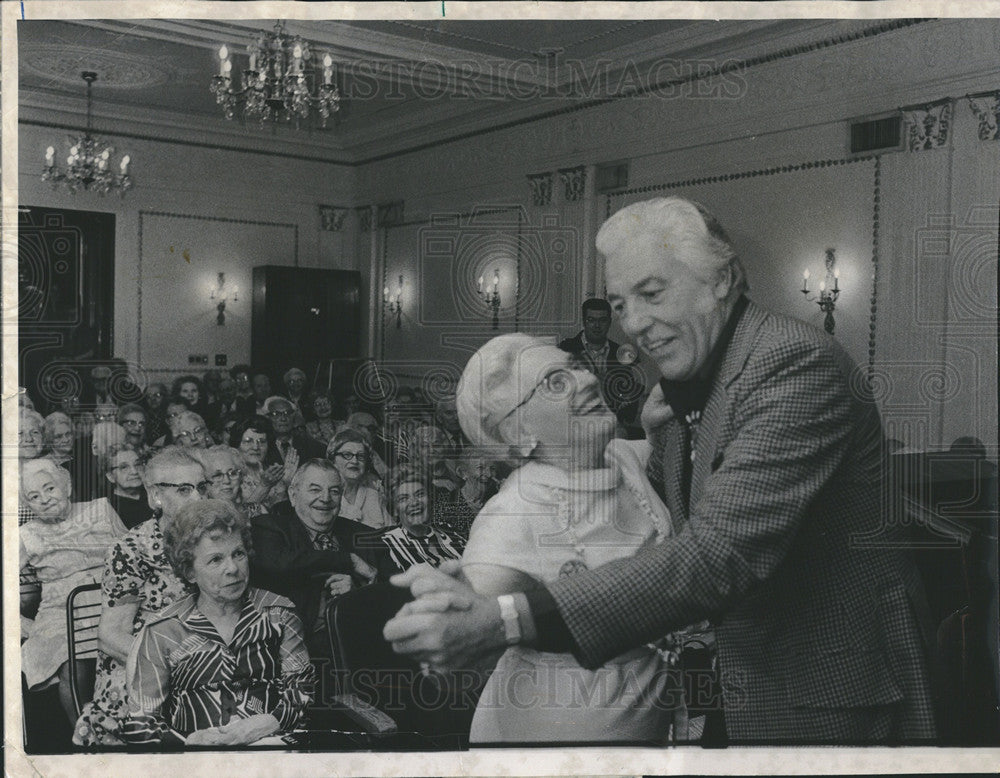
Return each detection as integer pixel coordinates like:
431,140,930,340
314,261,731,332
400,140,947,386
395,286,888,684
497,594,522,646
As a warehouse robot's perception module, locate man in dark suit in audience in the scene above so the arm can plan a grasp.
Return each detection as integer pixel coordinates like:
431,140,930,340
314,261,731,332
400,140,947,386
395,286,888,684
384,196,938,744
250,459,380,655
558,297,645,432
263,396,325,466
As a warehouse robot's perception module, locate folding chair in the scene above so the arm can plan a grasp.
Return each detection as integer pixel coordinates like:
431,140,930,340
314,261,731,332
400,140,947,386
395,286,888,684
65,582,102,719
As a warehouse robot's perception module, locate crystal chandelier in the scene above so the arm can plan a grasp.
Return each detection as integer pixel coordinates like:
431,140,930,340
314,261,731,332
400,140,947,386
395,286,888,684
210,21,341,128
42,71,132,196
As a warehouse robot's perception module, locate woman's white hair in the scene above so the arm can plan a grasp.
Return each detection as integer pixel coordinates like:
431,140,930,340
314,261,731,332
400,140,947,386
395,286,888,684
20,456,72,498
456,333,542,449
143,446,204,489
169,410,206,435
595,197,748,299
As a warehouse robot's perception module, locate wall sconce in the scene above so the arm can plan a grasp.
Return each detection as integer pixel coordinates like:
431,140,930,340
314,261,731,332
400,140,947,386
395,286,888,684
210,271,238,326
478,268,501,330
800,248,841,334
383,274,403,329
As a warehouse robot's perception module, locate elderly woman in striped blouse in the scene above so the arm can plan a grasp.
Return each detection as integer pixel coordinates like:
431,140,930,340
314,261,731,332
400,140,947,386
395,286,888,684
122,499,313,746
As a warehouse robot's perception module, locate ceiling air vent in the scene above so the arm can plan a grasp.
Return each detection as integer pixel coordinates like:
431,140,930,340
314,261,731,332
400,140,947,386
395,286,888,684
849,114,903,154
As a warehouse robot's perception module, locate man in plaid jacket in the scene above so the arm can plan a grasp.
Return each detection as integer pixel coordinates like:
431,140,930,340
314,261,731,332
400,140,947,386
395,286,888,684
385,197,937,743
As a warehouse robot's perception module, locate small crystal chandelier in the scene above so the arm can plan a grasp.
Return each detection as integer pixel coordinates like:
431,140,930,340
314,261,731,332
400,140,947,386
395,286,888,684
41,71,132,197
210,21,340,128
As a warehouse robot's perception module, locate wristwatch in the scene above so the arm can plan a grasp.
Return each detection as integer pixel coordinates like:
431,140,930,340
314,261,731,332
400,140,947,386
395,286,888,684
497,594,522,646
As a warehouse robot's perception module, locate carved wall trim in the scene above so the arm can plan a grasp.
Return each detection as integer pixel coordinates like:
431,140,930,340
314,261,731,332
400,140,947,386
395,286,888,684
901,98,954,151
968,90,1000,141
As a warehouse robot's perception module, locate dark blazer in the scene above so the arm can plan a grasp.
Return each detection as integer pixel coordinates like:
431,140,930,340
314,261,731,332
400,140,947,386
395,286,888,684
557,331,645,426
249,501,379,630
547,300,937,741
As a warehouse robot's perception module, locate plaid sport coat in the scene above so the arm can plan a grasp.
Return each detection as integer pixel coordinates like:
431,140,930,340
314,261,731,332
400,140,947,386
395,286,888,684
547,300,937,741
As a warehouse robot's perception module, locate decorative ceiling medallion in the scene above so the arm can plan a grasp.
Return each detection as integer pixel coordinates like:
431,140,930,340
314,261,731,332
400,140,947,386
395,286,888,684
21,45,173,89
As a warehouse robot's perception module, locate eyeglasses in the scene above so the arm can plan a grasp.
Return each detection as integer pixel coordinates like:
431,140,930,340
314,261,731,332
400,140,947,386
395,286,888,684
498,362,582,424
268,409,293,419
334,450,368,462
209,468,243,483
154,481,209,496
176,427,206,441
111,462,143,472
121,418,145,428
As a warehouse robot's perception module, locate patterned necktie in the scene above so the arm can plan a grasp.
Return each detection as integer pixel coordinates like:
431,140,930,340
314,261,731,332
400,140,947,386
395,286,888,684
314,530,338,551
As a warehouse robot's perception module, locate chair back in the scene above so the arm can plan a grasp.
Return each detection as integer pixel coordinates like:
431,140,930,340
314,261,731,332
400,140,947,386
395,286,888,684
65,582,102,718
327,583,477,741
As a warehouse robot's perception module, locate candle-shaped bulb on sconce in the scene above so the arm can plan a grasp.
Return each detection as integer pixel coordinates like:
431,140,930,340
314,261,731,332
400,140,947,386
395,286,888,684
323,53,334,83
219,45,230,76
493,269,500,291
383,285,389,303
120,155,130,175
45,146,54,166
249,51,257,72
833,268,840,291
802,268,810,293
477,275,484,294
819,280,826,294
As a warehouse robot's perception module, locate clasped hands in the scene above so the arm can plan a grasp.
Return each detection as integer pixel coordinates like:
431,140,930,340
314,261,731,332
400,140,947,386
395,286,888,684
382,561,506,671
184,713,280,746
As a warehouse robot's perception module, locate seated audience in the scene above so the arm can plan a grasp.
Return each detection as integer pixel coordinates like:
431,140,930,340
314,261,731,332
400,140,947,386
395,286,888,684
74,447,205,746
77,422,127,502
407,424,460,501
434,395,465,447
326,429,392,529
20,458,127,722
152,401,189,449
104,444,154,530
251,373,272,416
214,374,240,442
230,364,256,416
343,412,388,480
231,416,288,510
117,403,150,457
250,459,378,656
171,374,215,430
368,464,466,576
43,411,75,465
123,500,314,745
197,445,264,518
282,367,308,414
20,407,45,462
142,383,169,445
432,447,499,539
171,411,212,451
304,390,340,447
265,395,325,463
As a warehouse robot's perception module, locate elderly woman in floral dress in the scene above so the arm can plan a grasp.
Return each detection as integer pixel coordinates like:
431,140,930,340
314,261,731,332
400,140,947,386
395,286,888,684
74,447,206,746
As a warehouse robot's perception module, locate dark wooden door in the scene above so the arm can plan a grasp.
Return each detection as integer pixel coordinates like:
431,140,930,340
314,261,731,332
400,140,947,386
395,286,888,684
18,206,115,412
251,265,362,379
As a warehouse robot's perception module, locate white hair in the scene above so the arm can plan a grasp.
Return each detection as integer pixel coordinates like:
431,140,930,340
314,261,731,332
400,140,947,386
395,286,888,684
169,410,205,435
20,456,71,498
143,446,204,488
456,333,540,449
595,197,748,298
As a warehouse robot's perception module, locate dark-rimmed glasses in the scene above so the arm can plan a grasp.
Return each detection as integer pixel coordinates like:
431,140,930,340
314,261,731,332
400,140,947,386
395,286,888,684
154,481,209,497
209,468,243,483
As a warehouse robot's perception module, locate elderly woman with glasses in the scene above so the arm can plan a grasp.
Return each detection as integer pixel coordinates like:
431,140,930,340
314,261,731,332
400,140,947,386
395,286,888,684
325,428,391,529
20,458,127,723
229,417,287,510
404,333,684,744
74,447,208,746
170,411,212,451
104,444,154,530
123,500,313,746
196,445,264,519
